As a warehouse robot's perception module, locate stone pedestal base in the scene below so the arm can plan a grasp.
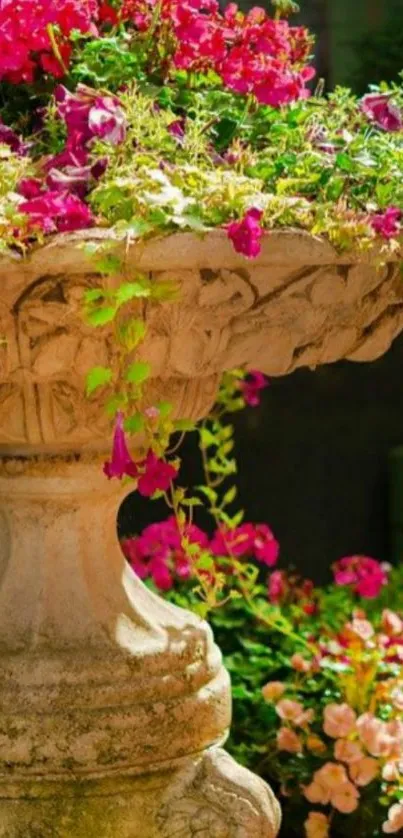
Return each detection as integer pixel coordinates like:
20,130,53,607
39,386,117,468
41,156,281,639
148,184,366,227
0,457,280,837
0,748,280,838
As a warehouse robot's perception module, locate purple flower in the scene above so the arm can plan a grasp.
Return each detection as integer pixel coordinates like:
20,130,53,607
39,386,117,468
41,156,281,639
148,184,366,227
55,84,127,147
167,118,185,143
226,208,264,259
361,93,402,133
103,412,139,480
0,118,27,154
88,96,127,145
240,370,269,407
370,207,401,240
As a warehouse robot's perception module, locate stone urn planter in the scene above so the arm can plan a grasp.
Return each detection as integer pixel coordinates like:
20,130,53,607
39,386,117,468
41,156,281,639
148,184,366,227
0,228,401,838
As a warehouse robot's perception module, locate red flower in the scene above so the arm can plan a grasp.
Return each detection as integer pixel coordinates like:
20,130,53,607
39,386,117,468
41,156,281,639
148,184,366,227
226,208,264,259
137,451,178,497
103,412,139,480
333,555,388,599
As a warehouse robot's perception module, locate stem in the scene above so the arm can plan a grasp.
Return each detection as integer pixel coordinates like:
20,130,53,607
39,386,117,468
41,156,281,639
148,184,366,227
47,25,68,76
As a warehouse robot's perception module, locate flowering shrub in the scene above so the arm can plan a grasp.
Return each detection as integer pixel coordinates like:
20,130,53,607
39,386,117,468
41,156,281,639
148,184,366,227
0,0,402,253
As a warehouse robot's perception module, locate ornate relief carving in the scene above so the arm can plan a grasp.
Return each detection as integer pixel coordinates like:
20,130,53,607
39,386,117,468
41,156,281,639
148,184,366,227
156,747,281,838
0,233,401,453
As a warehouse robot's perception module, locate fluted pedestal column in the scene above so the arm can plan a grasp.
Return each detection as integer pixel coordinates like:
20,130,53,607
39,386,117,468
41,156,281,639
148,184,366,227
0,455,280,838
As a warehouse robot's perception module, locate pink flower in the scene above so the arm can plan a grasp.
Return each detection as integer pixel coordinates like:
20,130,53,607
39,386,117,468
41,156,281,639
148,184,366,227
226,208,264,259
20,189,94,234
277,727,302,753
331,781,360,814
371,207,401,240
137,451,178,497
104,412,139,480
333,555,388,598
239,370,269,407
334,739,363,764
262,681,285,702
349,757,378,787
268,570,286,604
323,703,357,739
383,803,403,834
304,812,330,838
291,653,311,673
210,522,278,566
361,93,402,132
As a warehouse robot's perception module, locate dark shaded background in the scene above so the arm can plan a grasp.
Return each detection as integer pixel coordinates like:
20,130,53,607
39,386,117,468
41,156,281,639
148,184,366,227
119,1,403,583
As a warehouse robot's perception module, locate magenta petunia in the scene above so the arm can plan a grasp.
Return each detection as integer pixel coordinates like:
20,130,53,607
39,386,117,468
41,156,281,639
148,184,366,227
226,208,264,259
370,207,401,240
333,555,389,599
137,451,178,497
240,370,269,407
20,188,94,233
361,93,402,133
103,412,139,481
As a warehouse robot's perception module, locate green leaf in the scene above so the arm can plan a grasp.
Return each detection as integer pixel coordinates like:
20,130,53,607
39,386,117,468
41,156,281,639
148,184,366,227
181,497,203,507
199,427,217,448
197,554,215,571
86,366,113,396
95,253,122,275
335,152,355,173
125,361,151,384
119,319,147,350
115,281,151,305
175,419,196,431
223,485,237,506
197,485,218,504
326,177,344,201
86,306,116,326
84,288,105,303
124,413,145,433
106,394,126,416
157,401,173,417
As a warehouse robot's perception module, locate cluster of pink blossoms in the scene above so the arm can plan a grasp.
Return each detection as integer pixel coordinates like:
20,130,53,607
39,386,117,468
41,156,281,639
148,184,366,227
0,0,98,84
333,554,390,598
263,609,403,836
104,412,178,497
113,0,315,107
18,84,127,234
122,517,279,591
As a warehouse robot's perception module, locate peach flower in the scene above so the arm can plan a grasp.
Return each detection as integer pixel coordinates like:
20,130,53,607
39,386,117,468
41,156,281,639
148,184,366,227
331,781,360,814
357,714,395,758
276,699,305,724
383,803,403,833
349,757,378,786
304,812,330,838
347,617,374,641
306,734,327,754
262,681,285,702
277,727,302,753
323,703,357,738
304,780,330,806
315,762,348,789
334,738,363,764
382,609,403,636
291,653,311,673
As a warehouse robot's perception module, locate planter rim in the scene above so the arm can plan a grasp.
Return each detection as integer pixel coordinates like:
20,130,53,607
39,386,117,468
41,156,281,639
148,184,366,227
0,228,400,288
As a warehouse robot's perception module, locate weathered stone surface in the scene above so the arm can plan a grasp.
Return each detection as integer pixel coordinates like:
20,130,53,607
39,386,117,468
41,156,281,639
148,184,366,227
0,231,401,455
0,229,400,836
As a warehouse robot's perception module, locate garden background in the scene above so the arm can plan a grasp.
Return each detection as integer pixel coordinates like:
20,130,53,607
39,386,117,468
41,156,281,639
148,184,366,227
119,0,403,582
